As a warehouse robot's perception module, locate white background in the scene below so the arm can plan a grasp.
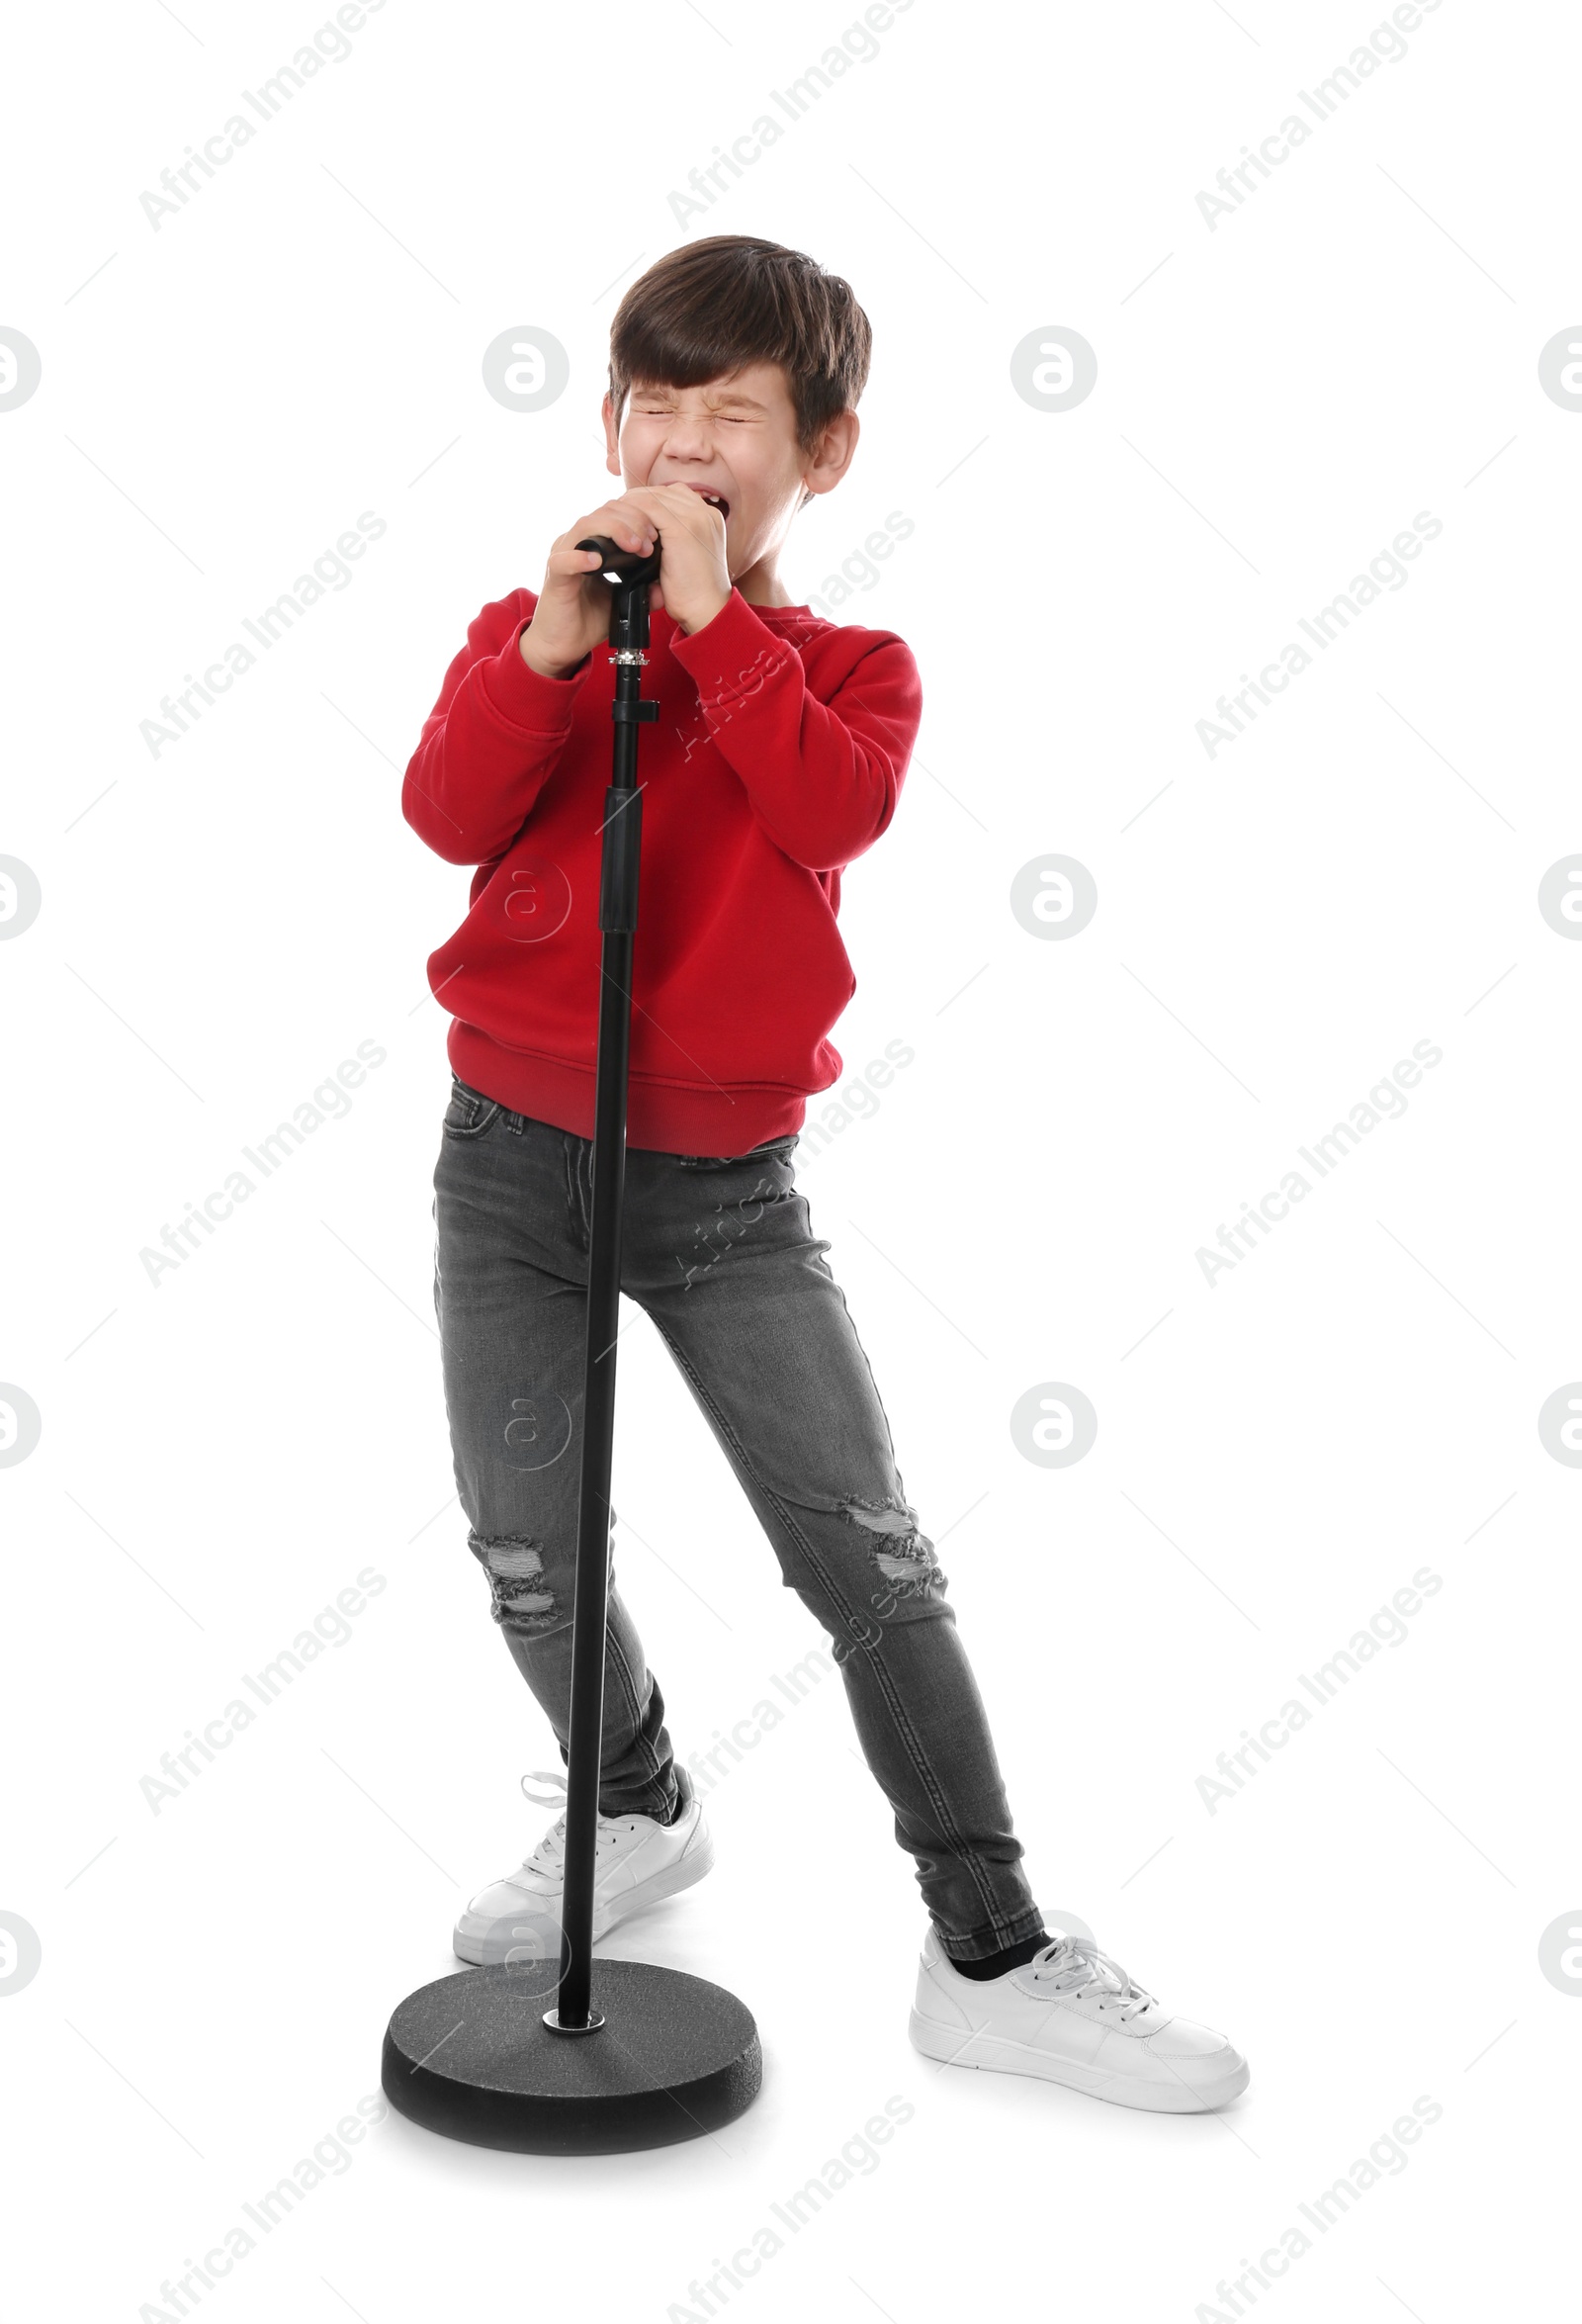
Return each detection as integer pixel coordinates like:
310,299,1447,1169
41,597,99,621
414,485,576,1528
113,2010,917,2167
3,2,1578,2317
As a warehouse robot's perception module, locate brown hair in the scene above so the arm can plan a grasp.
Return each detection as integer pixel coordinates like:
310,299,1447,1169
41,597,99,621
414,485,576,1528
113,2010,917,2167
607,235,872,455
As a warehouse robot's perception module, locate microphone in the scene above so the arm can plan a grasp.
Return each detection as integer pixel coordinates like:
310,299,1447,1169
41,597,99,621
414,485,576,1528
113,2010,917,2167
576,534,662,587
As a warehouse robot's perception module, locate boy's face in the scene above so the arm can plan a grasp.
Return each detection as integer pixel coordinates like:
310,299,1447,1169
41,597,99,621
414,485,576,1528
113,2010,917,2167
601,360,855,582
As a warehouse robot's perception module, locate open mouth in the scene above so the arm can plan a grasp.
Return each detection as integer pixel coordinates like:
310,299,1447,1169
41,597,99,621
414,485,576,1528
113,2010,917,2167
683,485,731,520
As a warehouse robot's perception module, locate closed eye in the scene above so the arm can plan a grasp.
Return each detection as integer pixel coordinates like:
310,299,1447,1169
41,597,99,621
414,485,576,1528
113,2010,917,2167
633,406,752,423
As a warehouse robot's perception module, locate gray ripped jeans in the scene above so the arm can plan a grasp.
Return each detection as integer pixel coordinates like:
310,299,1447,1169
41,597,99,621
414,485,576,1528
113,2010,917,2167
431,1076,1044,1962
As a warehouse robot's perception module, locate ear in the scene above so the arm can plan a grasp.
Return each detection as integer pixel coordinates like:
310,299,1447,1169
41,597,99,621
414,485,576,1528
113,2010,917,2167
601,392,622,479
800,408,860,503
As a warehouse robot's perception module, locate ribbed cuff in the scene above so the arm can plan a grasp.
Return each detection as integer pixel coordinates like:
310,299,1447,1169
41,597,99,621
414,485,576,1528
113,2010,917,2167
476,616,591,731
668,587,793,707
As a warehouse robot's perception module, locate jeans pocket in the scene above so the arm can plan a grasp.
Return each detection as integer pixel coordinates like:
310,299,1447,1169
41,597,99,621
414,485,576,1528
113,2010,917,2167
442,1077,502,1139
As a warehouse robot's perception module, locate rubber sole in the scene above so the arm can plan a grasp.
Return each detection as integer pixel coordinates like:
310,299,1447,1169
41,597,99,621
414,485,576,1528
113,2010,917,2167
453,1829,716,1968
908,2009,1250,2113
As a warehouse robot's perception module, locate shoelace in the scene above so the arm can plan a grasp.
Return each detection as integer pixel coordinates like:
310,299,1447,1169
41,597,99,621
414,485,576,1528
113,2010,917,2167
1029,1932,1157,2023
517,1770,624,1874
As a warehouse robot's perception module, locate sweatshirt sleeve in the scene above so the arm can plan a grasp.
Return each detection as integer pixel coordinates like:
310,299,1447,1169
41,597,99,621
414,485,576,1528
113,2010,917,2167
667,589,923,874
401,592,591,865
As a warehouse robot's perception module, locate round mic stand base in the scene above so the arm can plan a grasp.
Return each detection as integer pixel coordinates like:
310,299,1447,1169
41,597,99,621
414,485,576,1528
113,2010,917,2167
383,1957,760,2156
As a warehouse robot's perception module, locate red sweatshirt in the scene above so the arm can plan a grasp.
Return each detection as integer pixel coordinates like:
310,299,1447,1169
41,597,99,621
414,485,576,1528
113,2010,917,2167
402,584,923,1155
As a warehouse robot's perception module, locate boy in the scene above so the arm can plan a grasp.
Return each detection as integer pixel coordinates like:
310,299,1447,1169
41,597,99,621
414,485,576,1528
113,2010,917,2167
401,234,1247,2113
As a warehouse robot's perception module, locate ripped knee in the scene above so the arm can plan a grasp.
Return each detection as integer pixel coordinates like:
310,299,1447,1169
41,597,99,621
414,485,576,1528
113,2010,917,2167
841,1493,946,1605
469,1530,558,1633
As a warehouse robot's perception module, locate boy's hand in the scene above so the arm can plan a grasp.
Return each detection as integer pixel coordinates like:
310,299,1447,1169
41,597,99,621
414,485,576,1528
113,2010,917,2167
622,485,732,638
520,486,731,678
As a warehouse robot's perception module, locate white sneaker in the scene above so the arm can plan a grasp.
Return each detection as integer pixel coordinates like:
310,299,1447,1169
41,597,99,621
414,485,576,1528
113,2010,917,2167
453,1766,714,1969
909,1926,1250,2112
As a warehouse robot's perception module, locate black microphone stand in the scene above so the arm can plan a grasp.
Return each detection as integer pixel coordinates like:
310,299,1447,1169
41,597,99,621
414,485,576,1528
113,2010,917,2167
382,535,762,2153
552,532,662,2036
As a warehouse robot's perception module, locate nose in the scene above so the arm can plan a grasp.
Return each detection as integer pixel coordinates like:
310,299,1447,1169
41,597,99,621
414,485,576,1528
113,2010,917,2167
657,409,712,458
